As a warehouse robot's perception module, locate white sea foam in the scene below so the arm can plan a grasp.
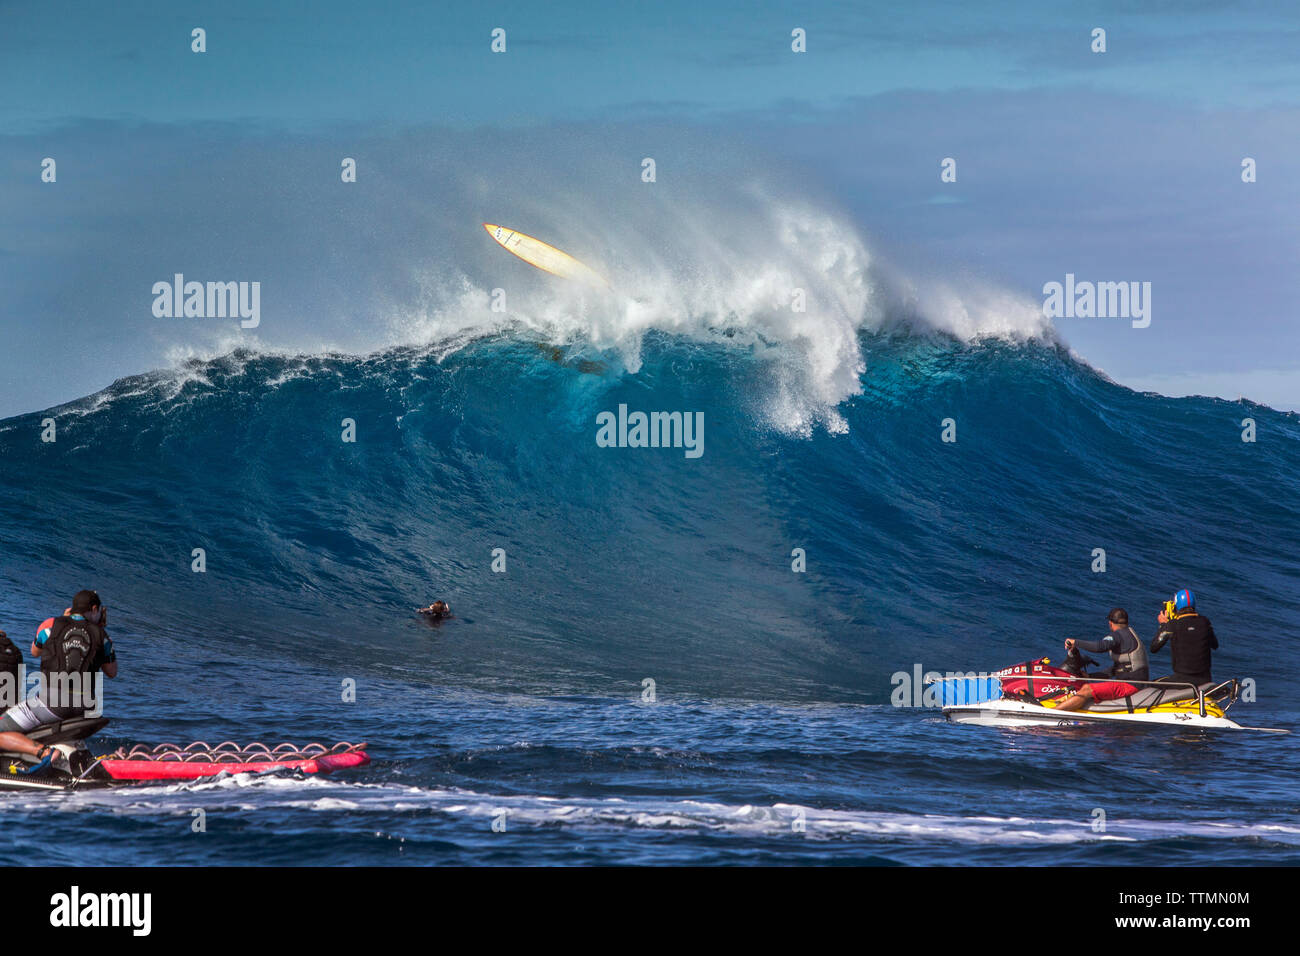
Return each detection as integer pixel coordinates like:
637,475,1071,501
10,186,1055,436
389,196,1052,434
19,774,1296,848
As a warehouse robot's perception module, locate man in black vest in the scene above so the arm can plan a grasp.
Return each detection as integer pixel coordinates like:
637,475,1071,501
0,590,118,768
1151,588,1218,686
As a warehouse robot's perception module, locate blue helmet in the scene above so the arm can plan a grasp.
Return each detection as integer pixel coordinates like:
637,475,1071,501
1173,589,1195,613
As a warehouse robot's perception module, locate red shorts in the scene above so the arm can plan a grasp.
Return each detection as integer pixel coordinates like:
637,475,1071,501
1089,681,1139,701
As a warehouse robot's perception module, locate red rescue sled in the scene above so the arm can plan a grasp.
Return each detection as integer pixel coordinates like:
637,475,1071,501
98,741,370,781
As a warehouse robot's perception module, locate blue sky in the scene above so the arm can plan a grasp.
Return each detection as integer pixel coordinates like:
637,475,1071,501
6,1,1299,126
3,0,1298,415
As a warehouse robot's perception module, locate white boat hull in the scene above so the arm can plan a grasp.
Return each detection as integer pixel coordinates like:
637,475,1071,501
943,699,1246,730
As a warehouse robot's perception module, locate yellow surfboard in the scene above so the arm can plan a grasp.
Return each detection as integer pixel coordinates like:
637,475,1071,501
483,223,609,288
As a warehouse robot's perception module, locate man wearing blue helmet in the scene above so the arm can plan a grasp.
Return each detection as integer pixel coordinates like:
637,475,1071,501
1151,589,1218,687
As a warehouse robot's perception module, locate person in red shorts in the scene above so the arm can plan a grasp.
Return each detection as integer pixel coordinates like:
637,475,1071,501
1053,608,1146,711
1052,676,1140,710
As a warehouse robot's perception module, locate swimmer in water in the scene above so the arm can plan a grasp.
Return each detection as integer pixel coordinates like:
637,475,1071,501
416,600,452,623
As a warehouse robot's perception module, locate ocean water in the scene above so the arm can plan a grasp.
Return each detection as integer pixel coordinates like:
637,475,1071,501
1,331,1297,865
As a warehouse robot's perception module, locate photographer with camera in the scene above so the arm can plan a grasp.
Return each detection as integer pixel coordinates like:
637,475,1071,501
1151,588,1218,686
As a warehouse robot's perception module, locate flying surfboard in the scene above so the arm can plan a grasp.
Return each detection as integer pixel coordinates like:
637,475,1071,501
483,223,609,288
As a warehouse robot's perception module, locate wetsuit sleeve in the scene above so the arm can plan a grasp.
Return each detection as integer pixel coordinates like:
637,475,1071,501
1075,635,1115,654
1150,625,1172,653
1206,621,1218,650
99,632,116,666
34,617,56,648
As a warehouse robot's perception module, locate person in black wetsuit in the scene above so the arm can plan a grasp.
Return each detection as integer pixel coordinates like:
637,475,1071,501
1064,607,1149,682
0,590,117,769
1150,588,1218,686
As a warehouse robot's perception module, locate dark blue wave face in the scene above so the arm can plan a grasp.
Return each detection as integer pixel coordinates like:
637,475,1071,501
3,332,1297,698
0,333,1297,865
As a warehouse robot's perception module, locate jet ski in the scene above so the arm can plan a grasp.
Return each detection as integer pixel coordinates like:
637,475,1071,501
929,655,1289,732
1,717,370,792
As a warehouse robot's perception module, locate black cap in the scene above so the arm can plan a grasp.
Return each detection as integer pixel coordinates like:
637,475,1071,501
1107,607,1128,625
70,590,101,613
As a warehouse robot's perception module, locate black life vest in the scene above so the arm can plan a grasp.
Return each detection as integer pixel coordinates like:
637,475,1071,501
1162,613,1216,681
42,616,105,677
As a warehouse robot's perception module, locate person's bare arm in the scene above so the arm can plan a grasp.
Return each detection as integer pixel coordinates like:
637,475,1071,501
102,661,117,679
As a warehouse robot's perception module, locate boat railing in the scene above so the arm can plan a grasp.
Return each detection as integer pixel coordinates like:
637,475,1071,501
1011,672,1237,717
